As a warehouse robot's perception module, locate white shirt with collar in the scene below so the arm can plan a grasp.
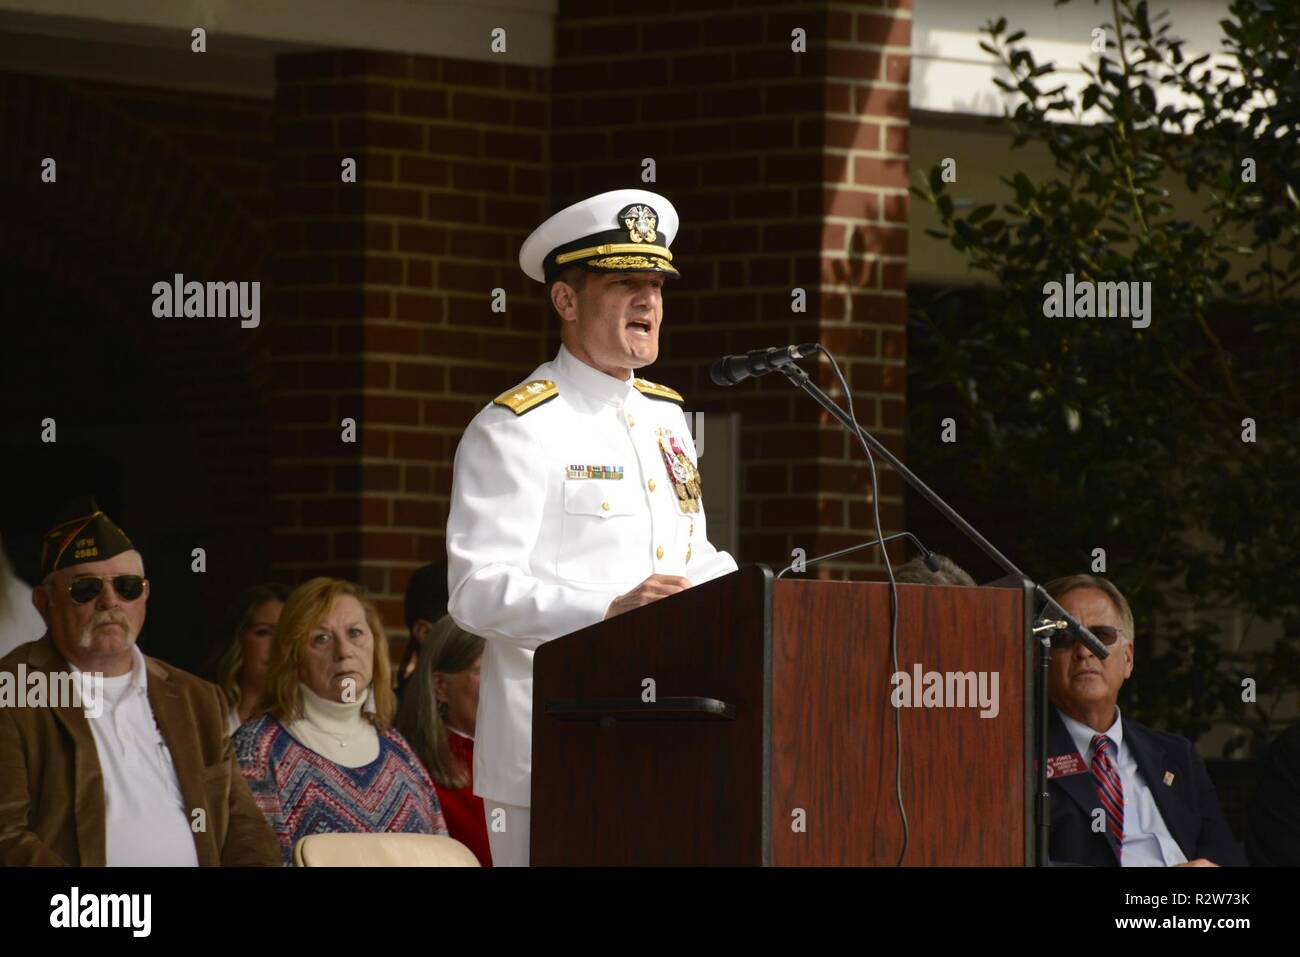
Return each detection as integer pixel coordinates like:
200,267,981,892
73,645,200,867
1059,707,1188,867
447,344,738,807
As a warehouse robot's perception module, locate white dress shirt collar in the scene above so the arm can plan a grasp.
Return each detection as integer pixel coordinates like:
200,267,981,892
1059,706,1123,759
69,643,149,711
555,344,636,407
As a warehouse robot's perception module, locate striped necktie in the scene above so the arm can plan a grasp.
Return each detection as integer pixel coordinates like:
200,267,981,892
1091,733,1124,858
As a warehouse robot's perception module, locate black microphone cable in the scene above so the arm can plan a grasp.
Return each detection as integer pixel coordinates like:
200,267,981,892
812,344,908,867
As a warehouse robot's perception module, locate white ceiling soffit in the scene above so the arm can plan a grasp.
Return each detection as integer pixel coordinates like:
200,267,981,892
0,0,556,96
912,0,1233,126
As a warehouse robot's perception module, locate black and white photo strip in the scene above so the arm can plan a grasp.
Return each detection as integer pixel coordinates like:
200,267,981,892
1,0,1294,941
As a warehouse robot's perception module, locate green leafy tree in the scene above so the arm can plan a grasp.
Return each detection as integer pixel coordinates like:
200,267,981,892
910,0,1300,753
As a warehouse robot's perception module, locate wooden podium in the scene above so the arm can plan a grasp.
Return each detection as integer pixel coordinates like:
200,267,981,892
531,565,1037,865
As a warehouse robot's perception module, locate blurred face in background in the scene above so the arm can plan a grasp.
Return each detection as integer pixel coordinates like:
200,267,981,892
239,600,283,689
434,655,482,736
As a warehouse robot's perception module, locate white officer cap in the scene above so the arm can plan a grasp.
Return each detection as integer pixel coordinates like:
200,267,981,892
518,189,681,284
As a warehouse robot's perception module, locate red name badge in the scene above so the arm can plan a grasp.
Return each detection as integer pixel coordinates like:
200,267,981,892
1046,752,1088,779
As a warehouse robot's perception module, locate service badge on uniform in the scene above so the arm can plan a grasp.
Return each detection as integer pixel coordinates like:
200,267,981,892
656,427,702,514
566,465,624,480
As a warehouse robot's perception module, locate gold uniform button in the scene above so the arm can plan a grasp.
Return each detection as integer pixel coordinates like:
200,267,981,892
601,501,610,511
656,545,664,560
686,544,692,563
648,479,656,492
627,414,636,427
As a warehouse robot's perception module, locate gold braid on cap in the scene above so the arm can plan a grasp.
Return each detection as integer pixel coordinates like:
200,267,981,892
554,243,673,265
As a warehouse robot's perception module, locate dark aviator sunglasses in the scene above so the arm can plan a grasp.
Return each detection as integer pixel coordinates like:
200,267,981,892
59,574,146,604
1050,624,1124,651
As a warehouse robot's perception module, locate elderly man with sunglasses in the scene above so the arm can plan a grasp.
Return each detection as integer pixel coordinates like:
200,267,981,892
1043,574,1243,867
0,497,278,866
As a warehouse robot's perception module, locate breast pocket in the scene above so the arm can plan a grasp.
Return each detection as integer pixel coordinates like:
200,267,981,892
556,480,640,584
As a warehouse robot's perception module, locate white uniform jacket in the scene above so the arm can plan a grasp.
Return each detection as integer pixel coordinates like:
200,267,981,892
446,344,738,806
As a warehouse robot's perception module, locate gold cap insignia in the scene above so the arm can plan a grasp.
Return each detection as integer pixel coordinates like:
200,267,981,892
620,204,658,244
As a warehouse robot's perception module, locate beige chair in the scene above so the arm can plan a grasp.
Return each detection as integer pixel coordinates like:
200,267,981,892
292,832,481,867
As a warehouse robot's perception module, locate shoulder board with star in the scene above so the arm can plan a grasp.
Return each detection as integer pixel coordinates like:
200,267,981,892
633,378,684,404
493,379,558,416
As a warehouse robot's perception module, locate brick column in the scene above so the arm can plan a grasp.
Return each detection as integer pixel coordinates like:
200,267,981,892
270,50,548,628
552,1,912,576
819,3,911,571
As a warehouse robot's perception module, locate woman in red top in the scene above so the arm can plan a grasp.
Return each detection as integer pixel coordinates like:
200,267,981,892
396,616,491,866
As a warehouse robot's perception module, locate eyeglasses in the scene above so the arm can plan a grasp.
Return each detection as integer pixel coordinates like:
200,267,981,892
1050,624,1124,651
59,575,146,604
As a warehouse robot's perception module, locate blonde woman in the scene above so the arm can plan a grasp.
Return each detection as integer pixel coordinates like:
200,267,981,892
233,577,446,863
209,583,290,732
396,616,490,865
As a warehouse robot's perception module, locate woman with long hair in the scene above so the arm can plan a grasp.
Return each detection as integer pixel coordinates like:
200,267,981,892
208,583,290,732
233,577,446,864
396,615,490,865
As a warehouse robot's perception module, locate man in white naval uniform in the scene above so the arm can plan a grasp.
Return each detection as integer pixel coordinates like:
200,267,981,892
446,189,738,866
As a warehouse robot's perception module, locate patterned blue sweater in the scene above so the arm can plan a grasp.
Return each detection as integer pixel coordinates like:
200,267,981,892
234,714,447,864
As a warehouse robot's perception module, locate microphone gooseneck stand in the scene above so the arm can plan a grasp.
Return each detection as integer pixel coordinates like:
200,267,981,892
778,361,1108,868
774,531,940,579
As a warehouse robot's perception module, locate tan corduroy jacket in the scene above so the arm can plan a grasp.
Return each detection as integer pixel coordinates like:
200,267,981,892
0,635,279,866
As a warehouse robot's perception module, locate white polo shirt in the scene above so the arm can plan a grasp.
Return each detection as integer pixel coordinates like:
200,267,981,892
74,646,199,867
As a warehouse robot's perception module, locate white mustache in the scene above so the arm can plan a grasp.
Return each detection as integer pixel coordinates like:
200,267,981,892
78,611,132,648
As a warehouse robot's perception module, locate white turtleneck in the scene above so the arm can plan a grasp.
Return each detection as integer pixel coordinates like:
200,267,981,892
284,683,380,768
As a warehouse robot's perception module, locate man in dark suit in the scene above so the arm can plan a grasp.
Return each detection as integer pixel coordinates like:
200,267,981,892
1043,574,1244,867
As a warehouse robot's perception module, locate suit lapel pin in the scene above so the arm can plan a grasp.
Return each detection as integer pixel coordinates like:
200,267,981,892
1163,771,1175,786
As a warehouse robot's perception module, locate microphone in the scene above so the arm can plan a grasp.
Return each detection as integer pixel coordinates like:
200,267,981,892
1032,586,1110,660
775,532,940,579
711,343,820,386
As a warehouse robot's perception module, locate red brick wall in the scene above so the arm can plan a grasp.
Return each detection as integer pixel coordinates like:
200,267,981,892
82,81,273,222
0,71,275,672
269,50,548,628
3,3,914,670
551,1,912,576
71,79,278,529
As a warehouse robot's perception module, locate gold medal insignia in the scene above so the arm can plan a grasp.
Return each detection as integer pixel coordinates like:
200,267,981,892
656,427,701,514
